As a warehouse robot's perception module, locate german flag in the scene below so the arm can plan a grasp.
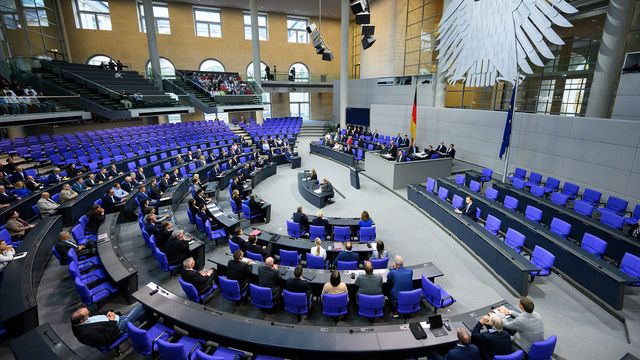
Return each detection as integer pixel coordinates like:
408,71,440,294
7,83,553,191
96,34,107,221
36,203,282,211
410,86,417,144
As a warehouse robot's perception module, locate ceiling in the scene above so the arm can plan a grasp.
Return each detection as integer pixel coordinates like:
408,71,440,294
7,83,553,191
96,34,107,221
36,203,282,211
168,0,343,19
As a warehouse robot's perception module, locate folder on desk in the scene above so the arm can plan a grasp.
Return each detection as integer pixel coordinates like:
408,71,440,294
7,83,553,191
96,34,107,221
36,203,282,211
302,273,316,281
250,229,262,236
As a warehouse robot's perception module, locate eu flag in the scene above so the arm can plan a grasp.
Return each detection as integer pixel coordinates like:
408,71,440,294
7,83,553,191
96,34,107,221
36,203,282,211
499,87,516,160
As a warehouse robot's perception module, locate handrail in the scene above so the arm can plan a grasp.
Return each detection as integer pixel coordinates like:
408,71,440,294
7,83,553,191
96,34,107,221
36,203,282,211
174,69,212,95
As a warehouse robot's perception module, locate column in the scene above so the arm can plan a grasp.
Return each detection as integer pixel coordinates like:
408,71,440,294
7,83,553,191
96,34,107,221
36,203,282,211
585,0,636,118
157,115,169,124
143,0,163,89
249,0,262,87
339,0,349,128
7,126,26,138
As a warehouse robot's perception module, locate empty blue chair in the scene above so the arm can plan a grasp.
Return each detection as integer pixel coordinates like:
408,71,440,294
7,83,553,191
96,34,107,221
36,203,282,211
205,220,226,246
245,250,264,262
549,218,571,239
455,174,465,186
504,196,518,211
69,261,107,283
527,335,557,360
625,204,640,226
195,215,206,232
452,195,463,209
421,275,455,313
71,224,90,245
549,192,569,207
480,168,493,183
241,202,261,222
508,168,526,182
484,215,501,236
370,257,389,269
309,225,326,240
397,289,422,320
544,177,560,194
495,350,524,360
157,337,202,360
219,276,247,306
530,185,545,198
127,322,174,357
600,211,624,230
573,200,594,217
529,246,555,282
32,205,41,218
228,240,240,254
359,226,376,242
154,247,180,274
358,294,385,324
426,177,436,193
437,187,448,202
525,206,543,224
279,249,300,266
250,284,275,310
525,172,543,188
561,182,579,199
485,188,498,202
620,253,640,286
469,180,481,193
306,253,326,269
333,226,351,242
512,178,525,190
286,220,301,238
322,293,348,323
505,228,526,253
51,193,61,204
179,277,216,304
581,233,607,258
596,196,629,217
337,261,358,270
283,290,310,322
582,188,602,207
74,277,116,305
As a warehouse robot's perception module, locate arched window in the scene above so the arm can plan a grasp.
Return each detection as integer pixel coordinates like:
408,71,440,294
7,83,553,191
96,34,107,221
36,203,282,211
246,61,267,81
86,54,114,66
199,59,225,72
289,62,309,82
146,57,175,78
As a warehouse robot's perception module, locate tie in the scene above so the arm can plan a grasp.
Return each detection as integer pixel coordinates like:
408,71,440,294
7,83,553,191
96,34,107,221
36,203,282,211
634,227,640,238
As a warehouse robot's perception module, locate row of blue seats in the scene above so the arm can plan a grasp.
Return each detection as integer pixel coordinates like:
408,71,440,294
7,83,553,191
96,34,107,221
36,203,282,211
286,220,376,242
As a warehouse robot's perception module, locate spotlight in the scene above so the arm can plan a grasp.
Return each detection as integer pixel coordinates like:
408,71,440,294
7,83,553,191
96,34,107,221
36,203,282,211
350,0,366,15
356,12,370,25
361,35,376,50
362,24,375,36
322,50,334,61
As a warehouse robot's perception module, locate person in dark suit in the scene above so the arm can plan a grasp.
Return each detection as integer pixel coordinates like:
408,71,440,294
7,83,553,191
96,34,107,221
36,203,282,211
206,152,216,164
446,144,456,159
208,164,222,182
248,194,265,222
230,227,247,251
155,221,174,251
246,234,268,259
258,257,282,297
455,195,478,221
388,141,398,160
471,314,515,360
435,142,447,154
54,230,96,264
108,164,120,178
181,257,215,295
95,168,109,182
424,145,435,159
144,213,161,238
285,265,310,297
387,255,413,317
396,150,406,163
25,176,41,192
159,174,171,192
439,328,481,360
311,210,330,233
66,163,80,178
101,188,122,212
84,174,97,188
70,304,146,348
47,168,63,184
86,205,105,234
629,219,640,240
292,206,309,232
227,250,253,292
0,185,17,206
121,177,134,192
135,167,146,182
408,142,420,155
169,168,181,183
163,229,191,265
309,169,318,181
194,188,208,207
334,242,360,267
147,179,162,200
320,178,335,201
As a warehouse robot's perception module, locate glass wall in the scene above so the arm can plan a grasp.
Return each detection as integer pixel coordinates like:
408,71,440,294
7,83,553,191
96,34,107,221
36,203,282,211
402,0,441,76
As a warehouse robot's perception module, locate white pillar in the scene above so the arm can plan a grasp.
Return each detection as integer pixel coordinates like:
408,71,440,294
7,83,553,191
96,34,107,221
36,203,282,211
250,0,262,87
585,0,636,118
339,0,349,128
143,0,162,89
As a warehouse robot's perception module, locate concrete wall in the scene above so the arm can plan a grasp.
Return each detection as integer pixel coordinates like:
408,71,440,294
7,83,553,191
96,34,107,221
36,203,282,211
369,104,640,206
612,72,640,121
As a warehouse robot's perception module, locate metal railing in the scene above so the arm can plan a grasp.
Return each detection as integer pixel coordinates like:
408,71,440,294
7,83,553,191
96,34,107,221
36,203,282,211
261,72,339,83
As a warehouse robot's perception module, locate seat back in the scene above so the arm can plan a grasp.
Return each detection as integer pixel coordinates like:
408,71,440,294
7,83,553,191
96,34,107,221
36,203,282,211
484,215,501,235
71,224,86,244
573,200,594,217
600,211,624,230
322,293,348,316
279,249,299,266
178,277,200,302
195,215,205,232
426,177,436,193
228,241,240,254
605,196,628,215
562,182,579,198
437,187,448,202
531,246,555,271
513,168,526,180
481,167,493,180
544,177,560,193
283,290,309,315
79,215,89,230
504,196,518,211
337,261,358,270
469,180,481,192
397,289,422,314
309,225,325,240
359,226,376,242
549,192,568,207
333,226,351,242
127,322,154,356
250,284,274,309
358,294,384,318
421,275,442,308
494,350,524,360
452,195,463,209
529,172,542,185
306,253,325,269
525,206,543,224
245,250,263,262
582,188,602,206
241,202,253,219
530,185,545,198
581,233,607,258
454,174,465,186
512,178,525,190
620,253,640,280
485,187,498,201
505,228,526,253
219,276,242,301
527,335,557,360
549,218,571,239
157,339,187,360
286,220,301,238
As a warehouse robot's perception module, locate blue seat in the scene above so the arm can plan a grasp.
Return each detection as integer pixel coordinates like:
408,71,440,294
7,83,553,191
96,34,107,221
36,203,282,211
306,253,326,269
596,196,628,217
480,168,493,183
157,337,202,360
51,193,61,204
437,187,448,202
322,293,348,323
68,248,101,268
309,225,326,240
600,211,624,230
561,182,579,199
455,174,465,186
549,218,571,239
195,347,244,360
32,204,41,218
397,289,422,320
52,245,69,265
228,241,240,254
78,215,89,231
195,215,205,232
625,204,640,226
154,247,180,274
504,196,518,211
525,172,543,188
530,185,545,198
71,224,90,245
452,195,463,209
426,177,436,193
529,246,555,282
544,177,560,194
69,261,107,283
549,192,569,207
485,187,498,202
495,350,524,360
573,200,594,217
283,290,310,322
333,226,351,242
524,206,543,224
508,168,526,182
504,228,526,253
279,249,300,266
370,257,389,269
421,275,455,313
358,294,385,324
74,277,116,305
469,180,481,193
97,333,129,356
620,253,640,286
179,277,216,304
337,261,358,270
219,276,247,305
245,250,263,262
512,178,525,190
484,215,501,236
580,233,607,258
359,226,376,242
242,202,261,222
527,335,557,360
582,188,602,207
127,322,174,357
250,284,275,310
286,220,301,238
205,220,226,246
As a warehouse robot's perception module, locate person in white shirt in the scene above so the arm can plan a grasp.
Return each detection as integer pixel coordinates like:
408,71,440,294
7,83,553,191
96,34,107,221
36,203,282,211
498,297,545,352
0,240,16,273
310,237,327,260
37,192,60,216
3,87,27,114
60,183,78,203
112,183,129,198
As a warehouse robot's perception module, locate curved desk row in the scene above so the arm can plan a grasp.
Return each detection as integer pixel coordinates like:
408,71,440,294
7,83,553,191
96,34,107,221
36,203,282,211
0,216,63,336
310,142,357,168
407,184,538,297
297,172,332,208
10,323,82,360
492,181,640,264
157,205,207,270
134,282,458,359
438,178,635,310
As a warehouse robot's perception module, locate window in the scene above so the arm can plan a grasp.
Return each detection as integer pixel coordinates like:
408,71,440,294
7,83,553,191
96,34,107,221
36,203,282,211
243,12,268,41
146,57,175,78
86,54,114,66
199,59,225,72
193,7,221,38
560,78,587,116
289,63,309,82
73,0,111,30
403,0,442,75
1,0,21,29
289,92,309,119
167,114,181,123
287,17,308,43
22,0,48,27
262,93,271,118
138,2,170,34
536,79,556,114
246,61,267,81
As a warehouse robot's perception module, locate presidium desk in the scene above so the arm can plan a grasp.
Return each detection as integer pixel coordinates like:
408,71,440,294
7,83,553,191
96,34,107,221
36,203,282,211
365,152,452,190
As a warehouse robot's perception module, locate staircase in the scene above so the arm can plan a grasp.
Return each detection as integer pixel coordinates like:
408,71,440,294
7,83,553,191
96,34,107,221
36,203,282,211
299,124,327,138
168,77,218,112
231,128,252,145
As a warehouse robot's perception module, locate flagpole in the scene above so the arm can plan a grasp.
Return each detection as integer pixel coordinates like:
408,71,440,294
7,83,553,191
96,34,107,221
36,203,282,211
501,78,518,183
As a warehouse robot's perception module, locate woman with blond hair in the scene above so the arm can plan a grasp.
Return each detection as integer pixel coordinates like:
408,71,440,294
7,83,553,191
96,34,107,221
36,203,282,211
310,237,327,260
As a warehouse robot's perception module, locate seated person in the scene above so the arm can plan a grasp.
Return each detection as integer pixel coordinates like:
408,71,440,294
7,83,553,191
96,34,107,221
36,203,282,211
231,189,243,213
0,240,16,272
5,210,35,240
355,261,383,296
85,173,97,188
387,255,413,317
54,231,96,264
147,179,163,200
310,237,327,260
47,168,63,183
164,229,191,265
320,178,335,200
433,328,481,360
101,188,122,212
11,181,30,197
230,227,247,251
312,210,330,233
156,221,174,251
0,185,18,207
86,205,105,234
60,183,78,203
25,175,42,191
629,218,640,240
120,176,134,192
108,164,121,178
396,150,406,163
292,206,309,232
258,257,282,297
66,163,81,178
334,241,359,267
181,257,215,295
322,270,348,298
446,144,456,159
471,313,515,359
308,169,318,181
194,188,208,207
498,297,544,353
285,265,310,297
37,192,59,215
70,304,146,348
246,234,269,259
227,249,253,291
0,171,14,190
113,183,128,199
159,174,171,192
359,210,373,228
454,195,478,221
248,194,265,222
144,213,161,237
371,240,388,259
95,168,110,182
72,178,89,193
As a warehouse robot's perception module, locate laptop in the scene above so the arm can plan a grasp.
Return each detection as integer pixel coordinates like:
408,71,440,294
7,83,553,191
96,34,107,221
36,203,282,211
428,315,448,337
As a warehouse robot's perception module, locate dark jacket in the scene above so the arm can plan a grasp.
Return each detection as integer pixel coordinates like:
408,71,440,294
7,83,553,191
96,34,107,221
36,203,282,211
258,265,282,289
462,202,478,221
148,186,162,200
101,194,121,212
335,251,359,265
285,277,310,294
72,319,121,348
181,268,214,294
471,322,515,360
227,259,252,285
164,237,190,265
311,217,330,232
292,212,309,231
156,228,173,250
86,213,105,234
445,344,482,360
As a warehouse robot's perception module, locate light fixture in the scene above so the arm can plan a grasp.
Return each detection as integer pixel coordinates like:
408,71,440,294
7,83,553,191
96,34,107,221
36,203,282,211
307,21,333,61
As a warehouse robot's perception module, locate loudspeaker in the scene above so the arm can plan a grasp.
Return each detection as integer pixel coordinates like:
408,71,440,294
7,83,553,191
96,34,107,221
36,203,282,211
322,50,334,61
306,23,317,34
362,24,375,36
316,46,326,54
361,35,376,50
313,37,324,48
356,12,370,25
350,0,365,15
